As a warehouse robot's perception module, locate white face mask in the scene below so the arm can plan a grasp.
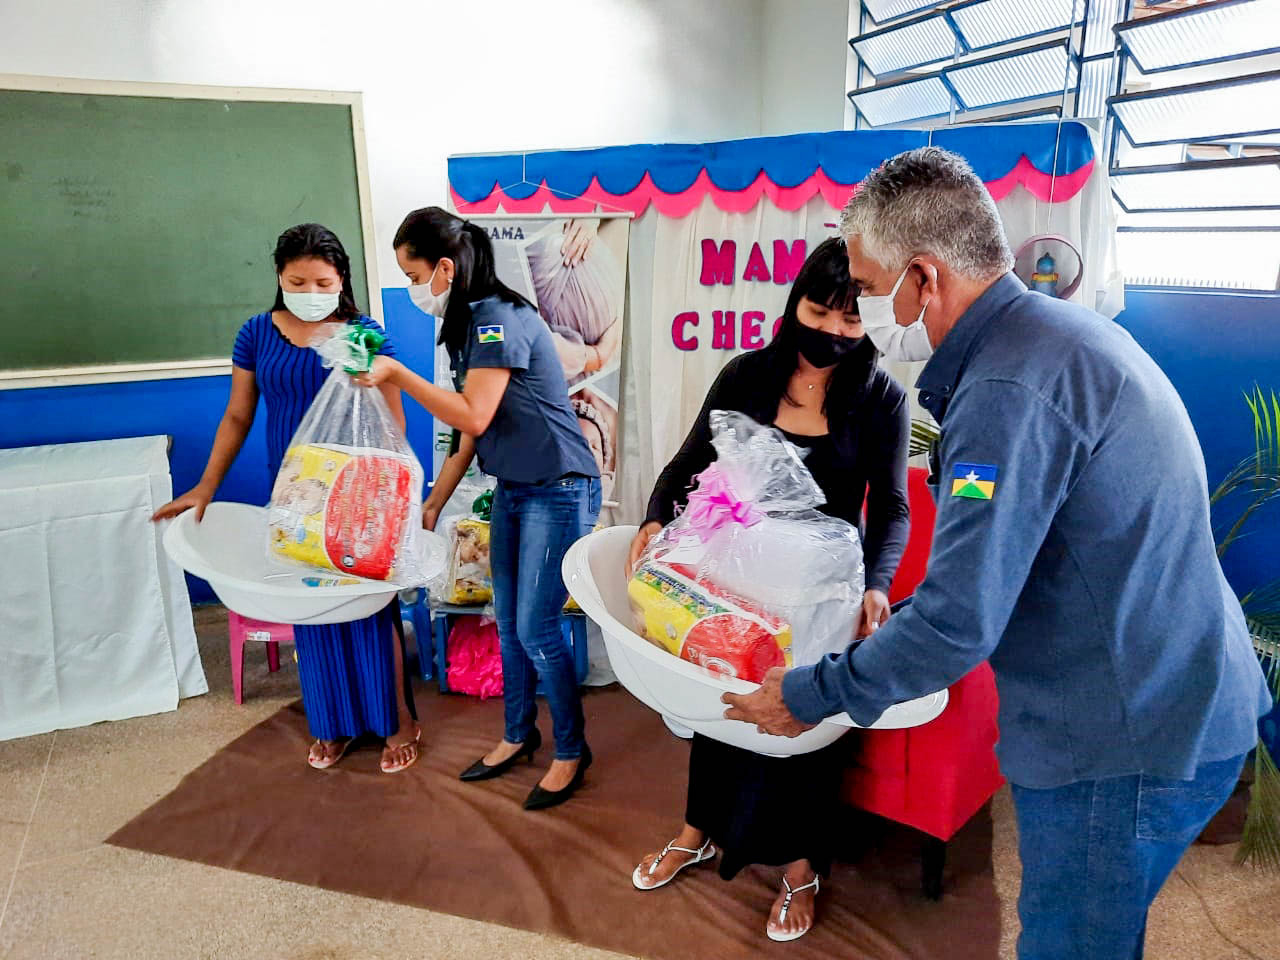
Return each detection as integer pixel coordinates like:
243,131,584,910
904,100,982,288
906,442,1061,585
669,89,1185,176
282,290,339,323
858,264,934,363
407,264,451,318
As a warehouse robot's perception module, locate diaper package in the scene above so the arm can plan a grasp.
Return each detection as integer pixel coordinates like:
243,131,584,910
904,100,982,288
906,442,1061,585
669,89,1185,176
267,327,426,584
442,516,493,604
629,411,864,683
628,559,792,681
432,474,496,606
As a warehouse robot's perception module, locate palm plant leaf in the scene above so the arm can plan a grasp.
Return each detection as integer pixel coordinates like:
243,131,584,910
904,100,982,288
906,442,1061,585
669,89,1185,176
1248,612,1280,648
1214,387,1280,558
909,418,940,459
1213,387,1280,869
1238,739,1280,871
1239,613,1280,868
1216,484,1280,557
1249,617,1280,699
1212,466,1280,506
1241,577,1280,612
1245,385,1280,479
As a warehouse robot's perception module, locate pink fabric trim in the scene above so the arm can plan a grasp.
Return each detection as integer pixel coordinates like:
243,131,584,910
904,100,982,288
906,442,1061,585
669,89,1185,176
985,156,1095,203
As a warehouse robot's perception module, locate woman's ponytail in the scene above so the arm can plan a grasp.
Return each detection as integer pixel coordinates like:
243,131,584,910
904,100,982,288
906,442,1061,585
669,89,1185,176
461,221,497,290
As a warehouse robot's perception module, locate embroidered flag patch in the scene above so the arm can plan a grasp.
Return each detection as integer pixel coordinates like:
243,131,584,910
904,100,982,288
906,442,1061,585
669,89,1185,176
952,462,998,500
477,324,505,344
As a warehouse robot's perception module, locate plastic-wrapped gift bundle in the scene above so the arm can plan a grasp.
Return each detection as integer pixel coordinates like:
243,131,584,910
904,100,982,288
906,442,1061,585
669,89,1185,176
628,411,864,683
441,516,492,604
267,326,427,584
434,476,495,606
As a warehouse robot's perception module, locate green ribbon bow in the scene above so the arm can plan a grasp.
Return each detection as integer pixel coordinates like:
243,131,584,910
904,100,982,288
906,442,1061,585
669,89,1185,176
472,489,494,523
341,326,387,375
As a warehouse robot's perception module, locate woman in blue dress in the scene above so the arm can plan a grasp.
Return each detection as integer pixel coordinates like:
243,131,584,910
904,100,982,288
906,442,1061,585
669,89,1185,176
153,223,421,774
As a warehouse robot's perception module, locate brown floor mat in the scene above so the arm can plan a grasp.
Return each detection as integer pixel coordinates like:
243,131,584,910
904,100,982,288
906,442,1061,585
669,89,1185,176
109,684,1000,960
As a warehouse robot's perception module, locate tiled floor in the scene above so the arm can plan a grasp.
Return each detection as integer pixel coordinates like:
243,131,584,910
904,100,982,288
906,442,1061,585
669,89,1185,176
0,607,1276,960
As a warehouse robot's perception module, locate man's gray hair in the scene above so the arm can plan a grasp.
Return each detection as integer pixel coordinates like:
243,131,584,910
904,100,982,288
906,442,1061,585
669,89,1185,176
840,147,1013,281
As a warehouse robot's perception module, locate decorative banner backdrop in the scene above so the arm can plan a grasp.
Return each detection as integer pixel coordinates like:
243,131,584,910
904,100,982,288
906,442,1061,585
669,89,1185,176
464,215,630,507
449,124,1120,523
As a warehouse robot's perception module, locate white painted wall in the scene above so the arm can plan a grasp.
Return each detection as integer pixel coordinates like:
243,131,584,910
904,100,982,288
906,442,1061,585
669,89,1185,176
1,0,769,285
759,0,850,136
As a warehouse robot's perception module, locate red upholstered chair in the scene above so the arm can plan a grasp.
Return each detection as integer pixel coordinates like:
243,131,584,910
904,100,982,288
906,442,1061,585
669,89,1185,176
843,466,1004,898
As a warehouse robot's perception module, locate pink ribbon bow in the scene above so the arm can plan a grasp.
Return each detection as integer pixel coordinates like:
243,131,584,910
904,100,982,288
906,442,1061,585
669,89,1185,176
682,465,762,541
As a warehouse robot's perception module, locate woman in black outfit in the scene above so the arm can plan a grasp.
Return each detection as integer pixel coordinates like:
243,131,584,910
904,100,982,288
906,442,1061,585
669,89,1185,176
627,238,911,943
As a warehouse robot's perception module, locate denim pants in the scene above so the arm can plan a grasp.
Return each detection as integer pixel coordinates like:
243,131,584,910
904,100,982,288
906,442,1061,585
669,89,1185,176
490,475,600,760
1011,753,1246,960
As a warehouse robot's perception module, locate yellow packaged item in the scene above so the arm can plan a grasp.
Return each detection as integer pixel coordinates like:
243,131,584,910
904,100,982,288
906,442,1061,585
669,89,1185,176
268,443,417,581
627,558,792,683
444,517,492,604
269,444,346,572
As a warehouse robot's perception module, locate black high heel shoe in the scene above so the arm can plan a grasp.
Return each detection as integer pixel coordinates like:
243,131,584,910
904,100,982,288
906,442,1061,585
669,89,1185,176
459,728,542,782
523,744,592,811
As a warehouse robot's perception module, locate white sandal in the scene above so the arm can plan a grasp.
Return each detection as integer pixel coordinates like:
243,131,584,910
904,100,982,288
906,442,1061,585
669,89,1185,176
307,738,353,771
766,874,821,943
631,838,717,890
380,727,422,775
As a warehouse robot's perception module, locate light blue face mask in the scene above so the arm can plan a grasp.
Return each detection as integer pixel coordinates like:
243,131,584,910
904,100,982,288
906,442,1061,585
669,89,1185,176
282,290,339,323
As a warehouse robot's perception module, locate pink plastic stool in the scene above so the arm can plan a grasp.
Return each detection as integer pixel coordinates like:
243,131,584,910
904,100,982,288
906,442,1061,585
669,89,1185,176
228,611,294,704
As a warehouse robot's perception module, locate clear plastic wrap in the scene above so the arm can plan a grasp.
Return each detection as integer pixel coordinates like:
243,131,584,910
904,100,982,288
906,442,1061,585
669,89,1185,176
431,472,496,606
439,515,493,605
437,471,496,529
266,327,427,585
628,411,864,682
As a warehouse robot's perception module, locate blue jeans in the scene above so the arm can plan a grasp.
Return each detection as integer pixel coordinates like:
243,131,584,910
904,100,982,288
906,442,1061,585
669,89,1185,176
1011,753,1246,960
490,475,600,760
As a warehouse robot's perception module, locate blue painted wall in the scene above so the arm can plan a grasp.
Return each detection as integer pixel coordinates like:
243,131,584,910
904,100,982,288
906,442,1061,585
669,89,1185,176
0,289,435,602
1115,289,1280,599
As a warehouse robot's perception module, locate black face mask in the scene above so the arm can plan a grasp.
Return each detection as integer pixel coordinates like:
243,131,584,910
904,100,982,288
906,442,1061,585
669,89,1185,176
795,324,862,369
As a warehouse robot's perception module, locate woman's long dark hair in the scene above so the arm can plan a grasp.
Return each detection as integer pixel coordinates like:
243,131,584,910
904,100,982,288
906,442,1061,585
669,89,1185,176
760,236,876,439
270,223,362,322
393,207,533,354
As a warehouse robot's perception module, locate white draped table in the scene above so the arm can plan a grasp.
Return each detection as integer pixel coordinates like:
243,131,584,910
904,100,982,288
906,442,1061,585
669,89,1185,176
0,435,207,741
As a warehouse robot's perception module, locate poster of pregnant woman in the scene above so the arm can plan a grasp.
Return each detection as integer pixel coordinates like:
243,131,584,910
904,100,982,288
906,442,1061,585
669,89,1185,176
469,215,630,507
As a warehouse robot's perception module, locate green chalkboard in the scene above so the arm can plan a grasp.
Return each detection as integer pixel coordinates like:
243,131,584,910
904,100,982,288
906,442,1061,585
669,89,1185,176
0,87,371,371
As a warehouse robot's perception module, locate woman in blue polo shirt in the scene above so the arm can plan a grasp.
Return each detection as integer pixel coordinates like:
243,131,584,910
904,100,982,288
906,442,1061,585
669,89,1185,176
359,207,601,810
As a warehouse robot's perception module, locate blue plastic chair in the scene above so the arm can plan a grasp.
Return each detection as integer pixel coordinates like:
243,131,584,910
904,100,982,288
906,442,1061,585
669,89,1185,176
399,591,436,681
429,601,589,695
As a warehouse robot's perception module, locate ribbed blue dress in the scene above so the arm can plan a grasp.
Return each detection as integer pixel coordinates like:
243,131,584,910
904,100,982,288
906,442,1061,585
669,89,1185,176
232,311,407,741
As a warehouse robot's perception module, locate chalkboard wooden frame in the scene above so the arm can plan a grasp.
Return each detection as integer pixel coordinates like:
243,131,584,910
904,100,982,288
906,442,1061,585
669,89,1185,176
0,74,380,390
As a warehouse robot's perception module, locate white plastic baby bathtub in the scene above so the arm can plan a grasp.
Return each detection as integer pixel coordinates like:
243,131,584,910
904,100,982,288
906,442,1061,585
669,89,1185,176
163,502,447,625
562,525,948,757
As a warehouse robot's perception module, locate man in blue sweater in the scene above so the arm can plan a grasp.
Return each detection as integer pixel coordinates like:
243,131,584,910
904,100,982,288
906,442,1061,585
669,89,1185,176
724,147,1270,960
